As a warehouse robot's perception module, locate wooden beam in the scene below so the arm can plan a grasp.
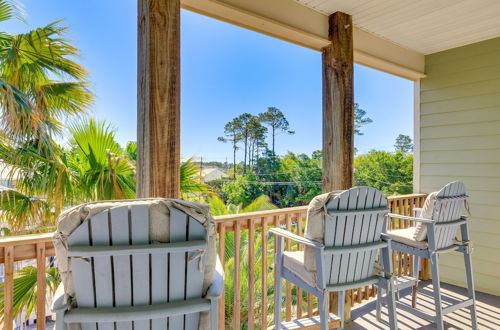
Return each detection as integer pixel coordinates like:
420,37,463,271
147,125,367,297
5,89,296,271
322,11,355,321
137,0,181,198
322,11,354,193
181,0,425,80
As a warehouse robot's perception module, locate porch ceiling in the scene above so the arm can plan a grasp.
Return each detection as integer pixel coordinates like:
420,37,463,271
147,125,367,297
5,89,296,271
294,0,500,54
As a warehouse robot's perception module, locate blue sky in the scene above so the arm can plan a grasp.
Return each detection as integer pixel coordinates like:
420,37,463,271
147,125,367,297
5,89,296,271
3,0,413,162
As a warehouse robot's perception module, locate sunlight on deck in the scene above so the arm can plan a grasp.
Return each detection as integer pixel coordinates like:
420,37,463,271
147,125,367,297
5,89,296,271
349,282,500,330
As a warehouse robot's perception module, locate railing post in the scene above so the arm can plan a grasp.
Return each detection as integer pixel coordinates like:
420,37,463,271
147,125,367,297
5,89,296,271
36,243,46,330
218,223,226,330
248,218,255,330
233,221,241,329
4,245,14,330
261,216,268,329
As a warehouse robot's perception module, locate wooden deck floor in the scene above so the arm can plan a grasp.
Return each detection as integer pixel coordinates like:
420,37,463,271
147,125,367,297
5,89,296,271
347,281,500,330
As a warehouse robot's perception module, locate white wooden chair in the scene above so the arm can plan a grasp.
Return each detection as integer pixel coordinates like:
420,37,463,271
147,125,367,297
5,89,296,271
379,181,477,330
51,202,223,330
271,187,398,330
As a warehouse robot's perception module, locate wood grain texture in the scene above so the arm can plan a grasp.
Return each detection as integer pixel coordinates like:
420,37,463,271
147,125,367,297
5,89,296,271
137,0,180,198
248,218,255,330
322,11,354,192
233,220,241,329
4,245,13,330
261,217,268,329
36,243,46,330
218,223,226,330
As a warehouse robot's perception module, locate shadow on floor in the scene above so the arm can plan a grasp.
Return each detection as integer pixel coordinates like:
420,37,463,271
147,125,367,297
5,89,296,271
347,281,500,330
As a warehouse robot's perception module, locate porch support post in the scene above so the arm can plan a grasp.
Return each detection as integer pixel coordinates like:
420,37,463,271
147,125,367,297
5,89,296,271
322,11,354,192
322,11,355,321
137,0,181,198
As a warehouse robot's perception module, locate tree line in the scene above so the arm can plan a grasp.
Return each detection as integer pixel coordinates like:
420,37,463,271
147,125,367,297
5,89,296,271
218,107,294,177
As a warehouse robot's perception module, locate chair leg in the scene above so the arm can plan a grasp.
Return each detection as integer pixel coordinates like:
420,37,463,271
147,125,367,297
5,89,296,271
412,256,420,308
55,310,67,330
464,249,478,330
338,291,345,329
385,278,398,330
430,253,444,330
209,299,218,330
319,293,329,330
274,273,282,329
376,287,383,322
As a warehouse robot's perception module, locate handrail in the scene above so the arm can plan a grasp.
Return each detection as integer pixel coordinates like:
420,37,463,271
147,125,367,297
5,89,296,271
0,193,428,330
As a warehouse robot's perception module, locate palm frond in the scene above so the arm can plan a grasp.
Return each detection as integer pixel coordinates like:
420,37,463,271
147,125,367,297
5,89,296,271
0,188,51,231
0,266,60,323
180,157,212,196
0,0,25,23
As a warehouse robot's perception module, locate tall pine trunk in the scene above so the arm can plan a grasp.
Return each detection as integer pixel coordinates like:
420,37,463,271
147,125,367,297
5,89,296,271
272,125,276,155
243,134,248,175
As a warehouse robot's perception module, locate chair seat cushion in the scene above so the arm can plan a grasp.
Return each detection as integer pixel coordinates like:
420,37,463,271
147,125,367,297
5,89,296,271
283,251,316,288
387,227,428,250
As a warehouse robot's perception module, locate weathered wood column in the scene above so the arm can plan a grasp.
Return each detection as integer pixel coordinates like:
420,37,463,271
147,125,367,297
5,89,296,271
322,11,354,192
322,11,355,321
137,0,181,198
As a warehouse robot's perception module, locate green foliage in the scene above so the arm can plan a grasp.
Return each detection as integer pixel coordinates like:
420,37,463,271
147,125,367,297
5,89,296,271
259,106,294,155
0,1,93,233
354,150,413,195
68,119,136,201
0,20,92,141
180,157,212,199
208,194,276,216
279,152,322,205
354,103,373,136
125,141,137,161
207,195,277,328
394,134,413,153
0,265,60,324
221,173,265,206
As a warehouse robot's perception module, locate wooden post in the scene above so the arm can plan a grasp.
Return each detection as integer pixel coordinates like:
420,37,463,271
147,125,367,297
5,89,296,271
36,243,46,330
137,0,181,198
322,11,354,322
322,11,354,192
4,246,14,330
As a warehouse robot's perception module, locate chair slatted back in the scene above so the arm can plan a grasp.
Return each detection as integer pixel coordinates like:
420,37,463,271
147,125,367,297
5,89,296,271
67,205,207,330
323,187,388,287
432,181,467,250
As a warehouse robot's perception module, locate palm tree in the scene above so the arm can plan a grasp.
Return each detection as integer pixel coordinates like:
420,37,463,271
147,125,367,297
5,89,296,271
122,141,212,199
68,119,136,201
180,157,212,199
0,120,215,323
0,19,92,141
0,266,60,325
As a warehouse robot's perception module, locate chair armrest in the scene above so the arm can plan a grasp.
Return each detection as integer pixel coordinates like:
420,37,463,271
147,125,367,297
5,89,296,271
387,213,434,224
269,228,323,249
381,233,392,242
206,256,224,300
51,284,69,312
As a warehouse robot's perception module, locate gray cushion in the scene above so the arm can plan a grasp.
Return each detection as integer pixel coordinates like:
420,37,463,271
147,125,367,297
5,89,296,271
413,191,438,241
283,251,316,287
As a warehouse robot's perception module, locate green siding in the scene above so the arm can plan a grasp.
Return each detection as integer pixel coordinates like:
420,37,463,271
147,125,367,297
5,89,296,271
420,36,500,296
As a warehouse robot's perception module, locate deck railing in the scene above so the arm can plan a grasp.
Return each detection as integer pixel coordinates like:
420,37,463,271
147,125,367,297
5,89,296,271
0,193,427,329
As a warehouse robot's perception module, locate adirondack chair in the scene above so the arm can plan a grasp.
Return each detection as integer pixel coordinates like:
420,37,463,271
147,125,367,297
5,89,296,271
51,201,223,330
270,187,398,330
378,181,477,330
